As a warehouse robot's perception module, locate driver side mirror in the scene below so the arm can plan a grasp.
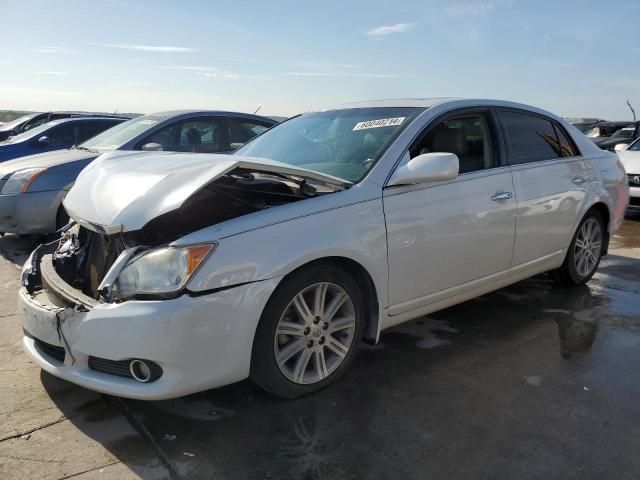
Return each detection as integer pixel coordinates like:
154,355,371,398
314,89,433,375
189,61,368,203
141,142,163,152
37,135,50,146
614,143,629,152
388,152,459,187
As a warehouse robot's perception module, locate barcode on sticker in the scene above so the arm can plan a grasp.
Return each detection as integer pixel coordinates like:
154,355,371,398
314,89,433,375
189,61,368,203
353,117,406,131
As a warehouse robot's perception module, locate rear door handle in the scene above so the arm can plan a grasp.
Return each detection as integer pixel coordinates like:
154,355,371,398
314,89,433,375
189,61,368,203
572,176,586,185
491,192,513,201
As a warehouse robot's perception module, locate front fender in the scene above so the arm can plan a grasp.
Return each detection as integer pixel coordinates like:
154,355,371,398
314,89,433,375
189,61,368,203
186,198,389,308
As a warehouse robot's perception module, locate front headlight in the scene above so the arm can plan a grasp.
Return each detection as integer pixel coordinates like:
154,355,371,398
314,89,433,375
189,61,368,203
1,168,47,194
116,244,214,299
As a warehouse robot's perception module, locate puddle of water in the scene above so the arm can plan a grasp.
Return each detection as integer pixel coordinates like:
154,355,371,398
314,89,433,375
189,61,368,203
389,318,458,350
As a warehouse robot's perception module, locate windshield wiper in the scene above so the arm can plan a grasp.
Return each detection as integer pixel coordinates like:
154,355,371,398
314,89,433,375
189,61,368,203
74,145,97,153
266,172,320,196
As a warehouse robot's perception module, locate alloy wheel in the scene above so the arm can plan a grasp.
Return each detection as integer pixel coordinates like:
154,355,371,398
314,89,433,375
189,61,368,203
274,282,356,385
573,218,602,278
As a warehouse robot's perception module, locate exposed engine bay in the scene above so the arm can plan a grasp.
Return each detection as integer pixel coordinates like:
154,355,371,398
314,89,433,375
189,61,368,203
27,168,343,302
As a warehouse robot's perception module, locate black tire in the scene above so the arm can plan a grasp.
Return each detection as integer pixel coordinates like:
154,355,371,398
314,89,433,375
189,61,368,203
552,210,605,286
250,263,364,398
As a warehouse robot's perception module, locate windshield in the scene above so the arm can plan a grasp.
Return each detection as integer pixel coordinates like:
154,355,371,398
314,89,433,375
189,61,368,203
235,107,422,182
0,113,38,132
80,116,161,151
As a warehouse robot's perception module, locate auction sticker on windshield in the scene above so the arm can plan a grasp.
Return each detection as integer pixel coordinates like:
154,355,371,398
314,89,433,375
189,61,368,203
353,117,406,131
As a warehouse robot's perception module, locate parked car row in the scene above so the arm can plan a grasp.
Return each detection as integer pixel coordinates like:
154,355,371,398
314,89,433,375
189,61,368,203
567,118,640,152
0,117,126,162
16,98,630,400
0,110,277,235
0,111,131,141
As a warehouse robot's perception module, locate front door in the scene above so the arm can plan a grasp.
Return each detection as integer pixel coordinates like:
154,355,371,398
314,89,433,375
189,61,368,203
384,109,517,316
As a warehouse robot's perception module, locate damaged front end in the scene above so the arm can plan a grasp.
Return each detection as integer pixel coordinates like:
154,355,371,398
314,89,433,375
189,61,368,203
18,154,349,398
23,162,346,306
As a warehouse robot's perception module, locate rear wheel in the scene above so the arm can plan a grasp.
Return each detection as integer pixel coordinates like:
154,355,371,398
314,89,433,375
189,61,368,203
552,211,605,286
250,264,364,398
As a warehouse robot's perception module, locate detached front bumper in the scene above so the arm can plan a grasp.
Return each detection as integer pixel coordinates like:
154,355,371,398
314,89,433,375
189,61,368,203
0,190,65,234
19,253,280,400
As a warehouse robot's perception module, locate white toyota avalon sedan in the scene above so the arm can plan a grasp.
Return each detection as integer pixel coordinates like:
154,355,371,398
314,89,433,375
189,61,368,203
19,98,629,399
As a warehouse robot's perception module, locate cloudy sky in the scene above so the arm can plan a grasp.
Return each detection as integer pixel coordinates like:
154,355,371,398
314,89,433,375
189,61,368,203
0,0,638,118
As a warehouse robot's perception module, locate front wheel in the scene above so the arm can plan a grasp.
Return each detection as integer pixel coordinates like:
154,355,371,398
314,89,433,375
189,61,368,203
552,211,605,286
250,264,364,398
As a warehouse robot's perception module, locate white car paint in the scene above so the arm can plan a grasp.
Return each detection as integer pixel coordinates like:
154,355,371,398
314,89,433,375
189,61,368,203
617,145,640,204
65,150,350,233
19,98,629,399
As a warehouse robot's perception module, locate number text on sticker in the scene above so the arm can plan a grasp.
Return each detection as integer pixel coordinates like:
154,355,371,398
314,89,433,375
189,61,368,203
353,117,406,131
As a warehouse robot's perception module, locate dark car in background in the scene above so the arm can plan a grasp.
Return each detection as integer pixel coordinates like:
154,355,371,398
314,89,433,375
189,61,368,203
566,117,604,133
0,117,126,162
587,121,640,151
0,111,131,142
0,110,277,234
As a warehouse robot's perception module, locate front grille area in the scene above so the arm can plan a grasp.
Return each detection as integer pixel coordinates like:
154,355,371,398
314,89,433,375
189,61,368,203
88,356,133,379
630,196,640,207
628,174,640,187
34,338,65,363
81,228,126,298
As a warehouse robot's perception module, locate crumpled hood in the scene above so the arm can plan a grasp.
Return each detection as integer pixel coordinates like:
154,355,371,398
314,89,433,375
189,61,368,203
619,150,640,175
0,149,98,179
64,150,351,233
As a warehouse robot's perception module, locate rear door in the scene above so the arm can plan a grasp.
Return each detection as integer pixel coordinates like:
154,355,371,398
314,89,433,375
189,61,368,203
384,108,517,315
497,108,591,268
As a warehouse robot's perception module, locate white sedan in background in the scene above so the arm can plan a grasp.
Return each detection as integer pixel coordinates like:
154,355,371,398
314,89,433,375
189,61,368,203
19,98,628,400
615,139,640,211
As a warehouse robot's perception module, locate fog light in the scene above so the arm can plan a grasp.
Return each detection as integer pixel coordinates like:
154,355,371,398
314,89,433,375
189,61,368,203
130,359,153,383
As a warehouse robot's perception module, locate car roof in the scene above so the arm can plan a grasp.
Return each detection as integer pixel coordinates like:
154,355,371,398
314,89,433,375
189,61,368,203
42,111,132,119
145,110,278,123
321,98,567,120
328,98,460,109
40,117,127,128
593,121,637,127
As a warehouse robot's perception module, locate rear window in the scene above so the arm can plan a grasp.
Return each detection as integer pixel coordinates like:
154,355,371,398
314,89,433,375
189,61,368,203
500,110,578,165
554,124,579,158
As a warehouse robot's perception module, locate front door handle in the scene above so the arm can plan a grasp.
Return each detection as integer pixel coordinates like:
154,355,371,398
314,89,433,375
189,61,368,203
572,176,586,185
491,191,513,201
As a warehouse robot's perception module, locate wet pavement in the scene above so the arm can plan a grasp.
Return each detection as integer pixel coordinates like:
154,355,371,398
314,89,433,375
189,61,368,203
0,214,639,479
